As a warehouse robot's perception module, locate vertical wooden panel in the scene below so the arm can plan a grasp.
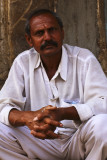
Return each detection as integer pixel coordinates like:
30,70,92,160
97,0,107,74
56,0,107,74
56,0,99,56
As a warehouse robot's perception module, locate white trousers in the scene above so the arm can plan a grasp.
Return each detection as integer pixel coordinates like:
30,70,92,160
0,114,107,160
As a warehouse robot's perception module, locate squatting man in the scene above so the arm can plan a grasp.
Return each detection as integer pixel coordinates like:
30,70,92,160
0,9,107,160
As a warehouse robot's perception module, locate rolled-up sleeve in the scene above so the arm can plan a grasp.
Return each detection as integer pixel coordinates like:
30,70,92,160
0,59,26,126
74,55,107,122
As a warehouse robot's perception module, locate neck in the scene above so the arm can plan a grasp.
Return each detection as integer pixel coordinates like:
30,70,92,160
40,52,62,80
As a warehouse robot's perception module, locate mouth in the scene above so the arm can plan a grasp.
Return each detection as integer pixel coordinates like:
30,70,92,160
44,44,55,49
40,41,58,50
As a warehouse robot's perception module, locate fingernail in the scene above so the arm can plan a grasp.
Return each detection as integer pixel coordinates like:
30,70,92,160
60,123,63,127
33,117,38,121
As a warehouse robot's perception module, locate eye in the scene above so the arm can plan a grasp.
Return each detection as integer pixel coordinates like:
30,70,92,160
35,30,44,36
48,27,57,33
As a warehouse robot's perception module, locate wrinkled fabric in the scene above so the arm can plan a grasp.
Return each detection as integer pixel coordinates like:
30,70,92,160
0,44,107,135
1,114,107,160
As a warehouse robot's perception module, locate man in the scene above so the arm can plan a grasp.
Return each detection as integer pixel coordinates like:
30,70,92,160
0,9,107,160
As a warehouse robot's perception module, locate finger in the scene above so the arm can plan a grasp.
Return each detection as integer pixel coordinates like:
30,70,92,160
33,113,46,121
33,116,39,121
34,124,51,132
45,106,57,110
33,112,49,121
44,118,63,127
30,130,46,140
46,130,60,139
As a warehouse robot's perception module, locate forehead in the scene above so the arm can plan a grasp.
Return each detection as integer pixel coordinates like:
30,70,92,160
29,13,60,30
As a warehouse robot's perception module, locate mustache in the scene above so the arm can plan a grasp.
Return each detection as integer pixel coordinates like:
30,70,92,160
40,40,58,50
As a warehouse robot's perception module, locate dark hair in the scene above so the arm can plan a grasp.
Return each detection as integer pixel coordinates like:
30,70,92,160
25,9,63,35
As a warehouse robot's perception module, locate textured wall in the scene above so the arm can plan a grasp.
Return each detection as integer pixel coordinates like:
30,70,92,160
8,0,55,56
56,0,107,75
105,0,107,39
57,0,99,56
0,0,55,88
0,0,10,88
0,0,107,89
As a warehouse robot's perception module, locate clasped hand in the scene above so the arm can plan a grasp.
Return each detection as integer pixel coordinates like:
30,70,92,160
30,105,63,139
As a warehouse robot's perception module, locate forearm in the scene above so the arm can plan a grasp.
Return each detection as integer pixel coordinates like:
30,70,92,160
58,106,80,121
9,107,61,139
9,109,35,127
36,106,80,123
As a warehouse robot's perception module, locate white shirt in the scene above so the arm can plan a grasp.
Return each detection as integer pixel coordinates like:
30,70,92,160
0,44,107,134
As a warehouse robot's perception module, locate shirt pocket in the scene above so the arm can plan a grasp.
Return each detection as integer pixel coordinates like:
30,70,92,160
60,98,80,107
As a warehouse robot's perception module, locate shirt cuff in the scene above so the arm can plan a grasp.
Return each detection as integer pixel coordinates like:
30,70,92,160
0,104,21,126
73,103,94,121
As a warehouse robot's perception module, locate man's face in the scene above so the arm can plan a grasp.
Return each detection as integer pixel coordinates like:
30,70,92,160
26,13,64,57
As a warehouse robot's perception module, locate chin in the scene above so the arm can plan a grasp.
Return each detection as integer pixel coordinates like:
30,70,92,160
43,52,56,57
41,50,56,57
42,48,61,57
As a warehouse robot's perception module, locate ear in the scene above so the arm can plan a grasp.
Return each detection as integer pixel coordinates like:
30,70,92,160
25,34,33,47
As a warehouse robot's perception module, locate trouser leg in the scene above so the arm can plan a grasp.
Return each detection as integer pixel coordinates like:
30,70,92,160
1,114,107,160
0,123,30,160
66,114,107,160
82,114,107,160
0,122,64,160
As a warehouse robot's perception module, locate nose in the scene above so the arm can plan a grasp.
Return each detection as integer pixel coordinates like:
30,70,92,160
43,31,51,41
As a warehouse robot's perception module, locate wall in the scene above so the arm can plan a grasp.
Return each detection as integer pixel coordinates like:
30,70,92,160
105,0,107,40
57,0,99,55
0,0,107,88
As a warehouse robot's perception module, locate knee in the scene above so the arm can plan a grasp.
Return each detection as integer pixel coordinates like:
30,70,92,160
89,114,107,141
0,122,11,136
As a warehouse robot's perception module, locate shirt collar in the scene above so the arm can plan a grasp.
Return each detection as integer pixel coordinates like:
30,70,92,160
34,45,68,81
34,51,41,69
60,45,68,81
52,46,68,81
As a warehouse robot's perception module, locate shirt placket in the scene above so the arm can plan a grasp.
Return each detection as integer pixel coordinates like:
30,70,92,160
41,66,59,106
50,79,59,100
